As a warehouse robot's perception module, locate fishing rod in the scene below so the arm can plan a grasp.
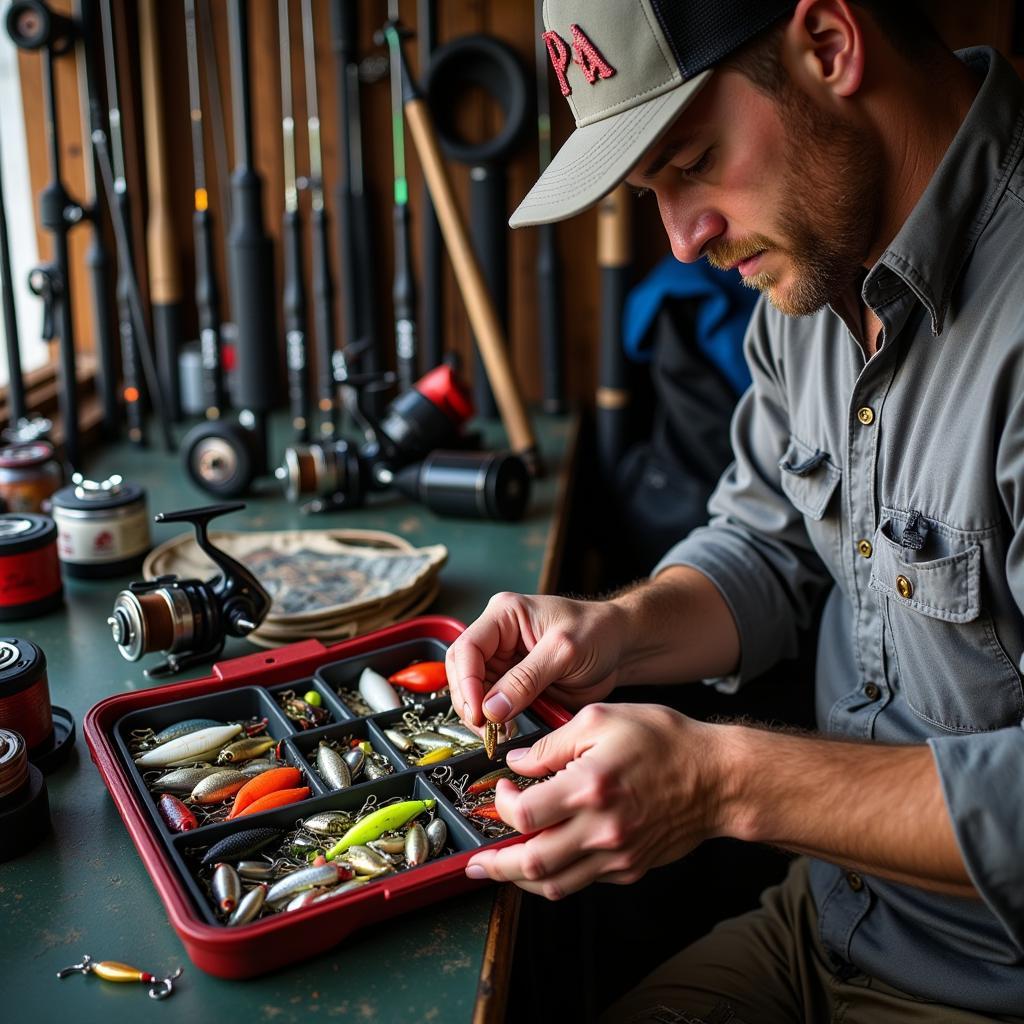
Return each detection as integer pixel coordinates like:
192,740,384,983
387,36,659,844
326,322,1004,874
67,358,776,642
182,0,279,497
426,32,529,419
332,0,382,419
278,0,310,442
140,0,183,423
385,20,541,475
92,1,173,451
74,0,118,439
418,0,443,372
300,0,338,444
184,0,226,419
0,127,26,424
5,0,82,469
534,0,564,414
382,8,417,393
198,0,232,240
596,184,633,485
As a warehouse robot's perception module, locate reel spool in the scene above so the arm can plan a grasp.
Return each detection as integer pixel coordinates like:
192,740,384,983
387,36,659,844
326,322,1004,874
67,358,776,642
108,502,271,677
276,440,367,512
181,417,260,498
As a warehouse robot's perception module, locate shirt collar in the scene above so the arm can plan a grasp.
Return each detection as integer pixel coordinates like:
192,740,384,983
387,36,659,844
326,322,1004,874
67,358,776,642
863,47,1024,337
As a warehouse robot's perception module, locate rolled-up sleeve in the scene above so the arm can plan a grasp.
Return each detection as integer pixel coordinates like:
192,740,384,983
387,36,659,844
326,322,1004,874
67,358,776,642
928,383,1024,951
652,297,832,689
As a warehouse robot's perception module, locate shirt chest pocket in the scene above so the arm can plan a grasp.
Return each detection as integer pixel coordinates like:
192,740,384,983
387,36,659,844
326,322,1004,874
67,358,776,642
778,436,842,570
868,514,1023,732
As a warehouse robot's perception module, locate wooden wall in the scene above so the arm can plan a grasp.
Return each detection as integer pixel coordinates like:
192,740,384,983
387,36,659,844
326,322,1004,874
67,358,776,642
14,1,1024,419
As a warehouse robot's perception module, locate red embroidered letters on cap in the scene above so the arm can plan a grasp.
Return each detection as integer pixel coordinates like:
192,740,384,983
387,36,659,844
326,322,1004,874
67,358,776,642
570,24,615,85
543,30,572,96
543,24,616,97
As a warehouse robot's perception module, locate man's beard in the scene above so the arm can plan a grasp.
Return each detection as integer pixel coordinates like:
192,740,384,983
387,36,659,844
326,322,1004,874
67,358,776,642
708,88,883,317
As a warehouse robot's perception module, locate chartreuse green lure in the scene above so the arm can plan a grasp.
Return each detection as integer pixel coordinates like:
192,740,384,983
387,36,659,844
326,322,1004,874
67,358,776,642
325,799,435,861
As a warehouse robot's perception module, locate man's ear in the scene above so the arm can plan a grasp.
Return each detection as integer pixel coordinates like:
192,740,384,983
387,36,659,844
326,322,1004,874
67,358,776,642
783,0,865,99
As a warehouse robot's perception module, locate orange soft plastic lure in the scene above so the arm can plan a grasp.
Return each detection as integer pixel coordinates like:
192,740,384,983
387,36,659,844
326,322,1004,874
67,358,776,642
387,661,448,693
227,766,301,819
234,786,311,818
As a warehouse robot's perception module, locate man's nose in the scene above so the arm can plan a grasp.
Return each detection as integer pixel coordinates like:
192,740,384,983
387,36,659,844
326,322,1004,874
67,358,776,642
658,197,725,263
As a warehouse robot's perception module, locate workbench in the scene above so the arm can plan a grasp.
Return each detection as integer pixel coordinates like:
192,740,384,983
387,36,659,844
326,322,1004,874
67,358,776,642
0,412,576,1024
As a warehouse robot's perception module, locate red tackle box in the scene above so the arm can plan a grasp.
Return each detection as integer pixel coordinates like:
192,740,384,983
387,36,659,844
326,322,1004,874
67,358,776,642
84,615,570,979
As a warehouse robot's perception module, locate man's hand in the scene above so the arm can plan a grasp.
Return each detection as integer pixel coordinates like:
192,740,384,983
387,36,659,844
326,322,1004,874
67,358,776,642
446,592,629,728
463,703,729,899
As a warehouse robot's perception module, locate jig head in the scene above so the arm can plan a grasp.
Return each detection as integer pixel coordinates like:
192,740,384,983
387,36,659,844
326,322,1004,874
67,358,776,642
56,954,183,1000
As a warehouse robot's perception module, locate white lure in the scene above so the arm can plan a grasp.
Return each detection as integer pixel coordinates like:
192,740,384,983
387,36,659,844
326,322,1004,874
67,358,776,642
358,667,402,713
134,724,243,768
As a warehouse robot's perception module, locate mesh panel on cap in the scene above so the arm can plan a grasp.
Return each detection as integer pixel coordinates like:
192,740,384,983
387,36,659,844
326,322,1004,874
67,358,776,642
649,0,797,80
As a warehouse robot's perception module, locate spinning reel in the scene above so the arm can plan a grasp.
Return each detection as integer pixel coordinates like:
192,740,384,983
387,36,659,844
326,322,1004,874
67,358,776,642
107,502,271,677
277,362,531,521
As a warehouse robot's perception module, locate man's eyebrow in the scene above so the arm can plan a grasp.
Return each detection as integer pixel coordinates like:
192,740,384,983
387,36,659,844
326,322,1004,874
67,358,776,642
638,133,697,181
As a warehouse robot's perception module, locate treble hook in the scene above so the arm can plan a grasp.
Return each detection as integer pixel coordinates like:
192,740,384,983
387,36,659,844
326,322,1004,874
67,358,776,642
57,954,183,1000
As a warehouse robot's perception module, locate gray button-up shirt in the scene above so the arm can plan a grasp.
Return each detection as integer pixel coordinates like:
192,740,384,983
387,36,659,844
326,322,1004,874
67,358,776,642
654,47,1024,1014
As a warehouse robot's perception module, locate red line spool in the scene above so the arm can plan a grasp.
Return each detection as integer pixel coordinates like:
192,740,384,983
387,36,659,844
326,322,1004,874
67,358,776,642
0,514,63,619
0,638,52,752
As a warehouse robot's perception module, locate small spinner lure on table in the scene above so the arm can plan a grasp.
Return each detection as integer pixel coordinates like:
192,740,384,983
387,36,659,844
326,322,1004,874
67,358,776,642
57,954,183,1000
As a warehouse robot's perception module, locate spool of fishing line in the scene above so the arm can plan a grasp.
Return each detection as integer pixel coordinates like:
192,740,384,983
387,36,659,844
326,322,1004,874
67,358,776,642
52,474,151,578
0,727,51,861
0,513,62,619
0,637,52,751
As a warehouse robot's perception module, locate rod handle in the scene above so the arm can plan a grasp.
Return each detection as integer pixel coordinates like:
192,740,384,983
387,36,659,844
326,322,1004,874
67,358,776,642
282,207,309,439
193,207,225,415
310,205,337,433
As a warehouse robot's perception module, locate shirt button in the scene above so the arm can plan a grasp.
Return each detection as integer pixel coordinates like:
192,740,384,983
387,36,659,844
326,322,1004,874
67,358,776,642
857,407,875,426
857,539,873,558
847,871,864,892
896,575,914,599
864,682,880,701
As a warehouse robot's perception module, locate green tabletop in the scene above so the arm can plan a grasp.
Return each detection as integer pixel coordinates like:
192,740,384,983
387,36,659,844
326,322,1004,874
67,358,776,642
0,413,574,1024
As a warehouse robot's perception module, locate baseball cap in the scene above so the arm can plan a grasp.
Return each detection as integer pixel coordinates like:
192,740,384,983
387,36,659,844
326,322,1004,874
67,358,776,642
510,0,797,228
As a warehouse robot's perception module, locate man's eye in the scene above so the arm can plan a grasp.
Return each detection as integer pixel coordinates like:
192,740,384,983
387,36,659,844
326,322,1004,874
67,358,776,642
680,150,713,178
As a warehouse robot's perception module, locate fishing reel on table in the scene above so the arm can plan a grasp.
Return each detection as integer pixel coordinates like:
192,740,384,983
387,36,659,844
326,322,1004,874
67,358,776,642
107,502,271,678
276,362,531,521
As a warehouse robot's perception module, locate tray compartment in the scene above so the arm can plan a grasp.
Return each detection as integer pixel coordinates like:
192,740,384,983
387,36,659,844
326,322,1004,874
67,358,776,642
267,676,346,731
316,637,450,716
172,771,481,927
288,718,406,792
114,687,309,838
372,696,542,769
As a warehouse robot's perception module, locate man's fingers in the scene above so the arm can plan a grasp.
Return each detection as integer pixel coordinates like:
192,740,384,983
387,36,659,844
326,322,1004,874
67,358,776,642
465,815,594,885
482,627,581,723
502,704,605,776
469,847,619,901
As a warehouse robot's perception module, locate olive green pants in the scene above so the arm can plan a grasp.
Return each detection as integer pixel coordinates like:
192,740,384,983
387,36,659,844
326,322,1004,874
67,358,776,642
602,859,1024,1024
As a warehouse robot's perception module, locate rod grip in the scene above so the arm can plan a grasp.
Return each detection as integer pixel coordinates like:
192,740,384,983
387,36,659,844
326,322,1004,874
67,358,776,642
153,302,183,423
193,207,225,415
392,201,417,392
281,207,309,439
228,169,278,412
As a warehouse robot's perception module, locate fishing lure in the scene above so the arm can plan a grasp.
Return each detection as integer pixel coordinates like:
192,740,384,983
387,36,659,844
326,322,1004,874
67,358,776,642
227,884,266,927
384,728,413,752
404,822,429,867
212,862,241,913
151,765,222,793
484,722,498,760
217,737,276,764
411,730,452,752
134,724,243,768
200,827,283,865
415,746,454,766
342,746,365,779
438,722,481,746
467,767,515,795
266,862,353,906
325,799,435,860
150,718,223,747
236,860,276,881
316,743,351,790
302,811,352,836
227,766,302,819
158,793,198,832
57,955,183,1000
425,817,447,858
190,769,248,805
342,844,391,877
358,666,402,712
240,759,280,777
469,802,503,822
388,661,448,693
233,786,310,818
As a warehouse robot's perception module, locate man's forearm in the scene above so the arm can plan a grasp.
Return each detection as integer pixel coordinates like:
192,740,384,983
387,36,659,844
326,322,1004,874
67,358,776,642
717,725,977,898
608,565,741,686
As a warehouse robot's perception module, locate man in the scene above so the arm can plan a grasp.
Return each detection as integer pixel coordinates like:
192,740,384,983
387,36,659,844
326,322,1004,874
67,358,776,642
446,1,1024,1021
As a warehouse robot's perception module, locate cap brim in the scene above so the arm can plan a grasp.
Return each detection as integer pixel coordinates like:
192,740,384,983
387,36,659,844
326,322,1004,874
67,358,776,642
509,70,713,229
